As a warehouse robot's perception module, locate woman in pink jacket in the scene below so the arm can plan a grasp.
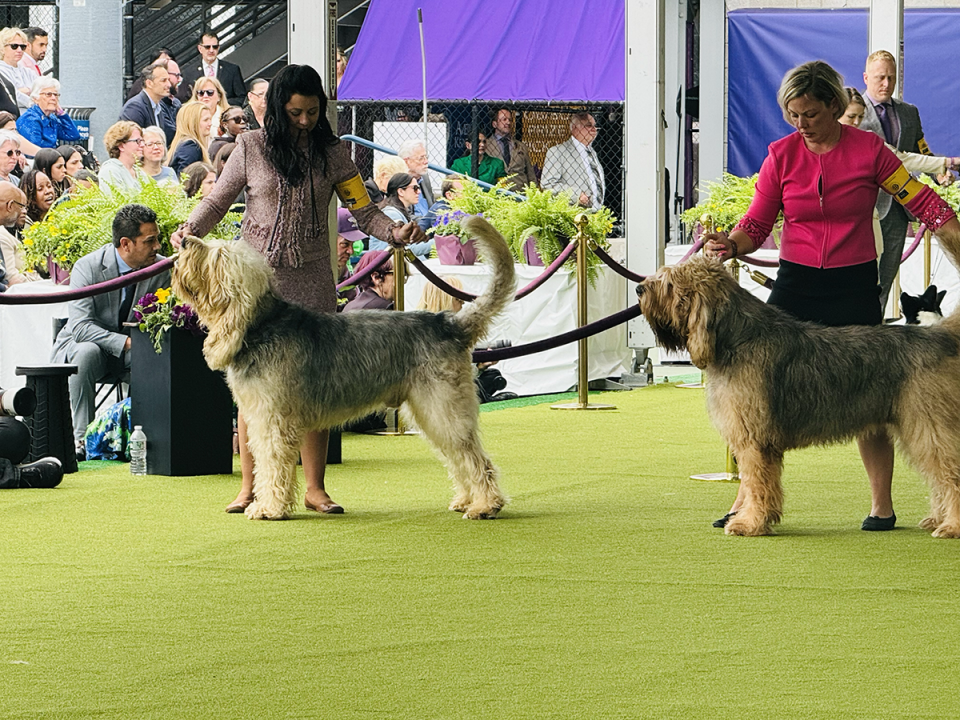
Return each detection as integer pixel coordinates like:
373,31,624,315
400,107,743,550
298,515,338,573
704,60,960,532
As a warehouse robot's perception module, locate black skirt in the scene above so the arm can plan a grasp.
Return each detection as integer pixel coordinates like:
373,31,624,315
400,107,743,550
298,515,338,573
767,259,882,327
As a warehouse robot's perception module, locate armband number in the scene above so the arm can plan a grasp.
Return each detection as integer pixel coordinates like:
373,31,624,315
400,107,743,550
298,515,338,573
918,138,932,156
880,165,922,205
335,174,371,210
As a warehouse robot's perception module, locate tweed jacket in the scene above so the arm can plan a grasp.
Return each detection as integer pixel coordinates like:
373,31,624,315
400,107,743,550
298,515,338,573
860,97,928,219
484,133,539,191
51,243,171,361
184,130,398,273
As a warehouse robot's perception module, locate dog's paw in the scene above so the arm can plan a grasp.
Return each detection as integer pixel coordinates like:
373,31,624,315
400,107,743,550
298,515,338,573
919,515,941,531
449,495,472,513
245,501,289,521
462,502,502,520
931,522,960,539
724,516,772,536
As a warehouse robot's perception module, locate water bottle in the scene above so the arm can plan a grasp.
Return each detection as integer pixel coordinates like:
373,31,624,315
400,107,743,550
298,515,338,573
130,425,147,475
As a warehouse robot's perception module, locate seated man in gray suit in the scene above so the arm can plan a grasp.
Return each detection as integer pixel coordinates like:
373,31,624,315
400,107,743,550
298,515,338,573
51,204,171,454
859,49,944,312
541,111,605,211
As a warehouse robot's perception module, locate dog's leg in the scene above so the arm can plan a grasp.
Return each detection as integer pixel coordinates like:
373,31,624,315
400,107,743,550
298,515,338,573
404,381,507,519
724,447,784,536
902,430,960,537
243,413,302,520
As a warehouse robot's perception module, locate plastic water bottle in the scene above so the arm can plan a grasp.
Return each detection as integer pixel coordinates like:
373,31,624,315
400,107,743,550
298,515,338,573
130,425,147,475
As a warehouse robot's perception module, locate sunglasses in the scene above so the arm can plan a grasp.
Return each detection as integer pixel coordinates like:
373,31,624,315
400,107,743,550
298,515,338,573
6,43,27,51
404,184,422,192
201,44,220,50
225,115,247,123
197,89,217,97
4,149,22,157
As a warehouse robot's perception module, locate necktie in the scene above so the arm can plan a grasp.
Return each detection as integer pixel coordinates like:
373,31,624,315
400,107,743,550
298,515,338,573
118,271,134,329
587,148,603,205
500,136,511,167
206,64,214,78
876,103,894,145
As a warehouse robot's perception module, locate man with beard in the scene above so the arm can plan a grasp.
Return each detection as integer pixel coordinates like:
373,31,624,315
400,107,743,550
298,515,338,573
17,27,47,78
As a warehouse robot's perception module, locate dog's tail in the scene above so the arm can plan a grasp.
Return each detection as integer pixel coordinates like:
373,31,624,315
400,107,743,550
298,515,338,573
455,216,516,345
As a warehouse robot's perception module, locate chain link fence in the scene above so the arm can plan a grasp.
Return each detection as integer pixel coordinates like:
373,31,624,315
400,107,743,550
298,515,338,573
337,101,625,236
0,1,58,78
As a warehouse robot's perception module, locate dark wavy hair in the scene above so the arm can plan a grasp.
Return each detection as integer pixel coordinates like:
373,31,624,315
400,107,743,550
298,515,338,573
33,148,70,197
263,64,338,185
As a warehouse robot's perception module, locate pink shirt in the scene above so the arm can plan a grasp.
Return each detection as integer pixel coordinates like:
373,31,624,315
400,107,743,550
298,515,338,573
736,125,953,269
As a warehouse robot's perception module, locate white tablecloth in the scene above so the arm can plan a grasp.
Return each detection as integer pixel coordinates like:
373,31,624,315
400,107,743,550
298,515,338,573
0,281,71,389
404,259,632,396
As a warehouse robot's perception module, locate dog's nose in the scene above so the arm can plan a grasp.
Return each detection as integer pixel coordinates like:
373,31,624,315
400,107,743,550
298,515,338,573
635,284,644,297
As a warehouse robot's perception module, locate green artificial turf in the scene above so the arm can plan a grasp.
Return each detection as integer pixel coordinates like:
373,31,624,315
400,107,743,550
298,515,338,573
2,384,958,719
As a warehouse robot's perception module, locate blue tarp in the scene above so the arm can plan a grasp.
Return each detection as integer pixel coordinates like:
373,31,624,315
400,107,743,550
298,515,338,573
728,9,960,176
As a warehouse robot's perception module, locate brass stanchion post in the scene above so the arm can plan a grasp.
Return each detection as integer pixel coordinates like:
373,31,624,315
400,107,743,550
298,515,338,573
375,244,414,435
924,228,932,288
552,214,615,411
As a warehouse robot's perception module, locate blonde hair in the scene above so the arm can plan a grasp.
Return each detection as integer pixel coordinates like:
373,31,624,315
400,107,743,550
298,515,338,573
417,276,464,312
166,102,212,165
865,50,897,71
374,156,408,186
777,60,848,122
191,76,230,112
103,120,143,159
0,27,27,50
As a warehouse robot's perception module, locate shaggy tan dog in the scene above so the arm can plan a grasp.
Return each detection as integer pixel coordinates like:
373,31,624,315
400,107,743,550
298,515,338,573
172,217,515,520
636,230,960,538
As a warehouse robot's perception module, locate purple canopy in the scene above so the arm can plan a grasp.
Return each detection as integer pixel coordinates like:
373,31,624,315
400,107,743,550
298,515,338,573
338,0,625,103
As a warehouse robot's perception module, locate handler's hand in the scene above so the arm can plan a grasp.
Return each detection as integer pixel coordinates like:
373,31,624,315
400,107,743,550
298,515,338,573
703,230,734,260
391,221,428,247
937,172,956,187
170,226,187,250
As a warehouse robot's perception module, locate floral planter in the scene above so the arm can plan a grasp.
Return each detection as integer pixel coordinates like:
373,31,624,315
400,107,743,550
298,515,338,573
522,236,545,266
435,234,478,265
46,256,70,285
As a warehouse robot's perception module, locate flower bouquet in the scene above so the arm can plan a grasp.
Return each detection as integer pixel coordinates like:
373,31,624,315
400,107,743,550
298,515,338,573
134,287,204,354
428,209,479,265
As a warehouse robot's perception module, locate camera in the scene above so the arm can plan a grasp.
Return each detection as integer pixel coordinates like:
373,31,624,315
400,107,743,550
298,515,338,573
0,387,37,417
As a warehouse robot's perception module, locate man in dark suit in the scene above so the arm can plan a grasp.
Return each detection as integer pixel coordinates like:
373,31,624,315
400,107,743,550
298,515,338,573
0,74,18,118
178,32,246,105
51,204,171,449
119,61,179,144
859,49,940,311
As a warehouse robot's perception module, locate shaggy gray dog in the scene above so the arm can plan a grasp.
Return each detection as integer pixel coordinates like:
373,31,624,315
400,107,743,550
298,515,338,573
173,216,515,520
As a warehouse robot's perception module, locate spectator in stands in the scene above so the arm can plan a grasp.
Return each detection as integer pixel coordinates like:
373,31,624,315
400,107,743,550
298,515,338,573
364,155,407,205
336,48,348,89
17,27,47,79
140,125,177,185
342,251,406,311
126,48,179,101
0,111,38,159
398,139,435,220
450,133,506,185
51,204,171,454
424,175,463,229
179,32,246,106
0,180,39,284
190,76,229,146
0,28,34,110
99,121,147,196
72,168,98,191
542,111,605,210
32,147,71,198
244,78,267,130
15,77,80,149
336,207,365,304
119,60,179,145
369,172,433,257
209,105,247,159
0,129,22,187
182,161,216,198
212,142,235,176
166,102,212,176
0,74,17,118
485,108,538,192
19,167,54,223
57,145,84,178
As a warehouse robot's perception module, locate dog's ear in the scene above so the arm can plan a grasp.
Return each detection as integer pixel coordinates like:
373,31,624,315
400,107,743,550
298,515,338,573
685,290,714,367
936,289,947,312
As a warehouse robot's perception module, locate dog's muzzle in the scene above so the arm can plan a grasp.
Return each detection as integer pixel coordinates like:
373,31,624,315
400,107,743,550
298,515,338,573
635,284,644,298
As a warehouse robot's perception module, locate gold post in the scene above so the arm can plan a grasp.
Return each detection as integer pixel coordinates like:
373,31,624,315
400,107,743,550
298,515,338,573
552,214,615,410
375,245,414,435
924,228,932,288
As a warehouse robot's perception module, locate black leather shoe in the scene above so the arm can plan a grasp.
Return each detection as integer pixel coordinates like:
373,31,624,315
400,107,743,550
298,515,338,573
862,513,896,531
75,442,86,463
713,511,737,528
15,457,63,488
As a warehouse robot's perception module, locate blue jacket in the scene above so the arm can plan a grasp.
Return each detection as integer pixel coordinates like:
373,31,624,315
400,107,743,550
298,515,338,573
119,91,180,145
15,104,81,149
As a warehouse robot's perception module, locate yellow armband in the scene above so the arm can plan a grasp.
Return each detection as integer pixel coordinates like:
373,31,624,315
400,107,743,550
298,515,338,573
335,174,372,210
918,137,932,156
880,165,923,205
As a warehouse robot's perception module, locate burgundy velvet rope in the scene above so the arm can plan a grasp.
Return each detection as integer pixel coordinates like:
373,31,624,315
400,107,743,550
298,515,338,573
335,248,394,291
589,244,647,283
472,304,644,363
0,256,176,305
901,224,926,263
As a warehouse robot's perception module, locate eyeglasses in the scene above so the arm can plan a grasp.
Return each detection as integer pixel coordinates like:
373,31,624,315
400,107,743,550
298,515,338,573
404,184,422,193
201,44,220,50
39,91,60,98
196,89,217,98
125,138,145,146
225,116,247,124
4,149,21,157
9,198,26,208
144,141,165,149
6,43,27,51
168,72,182,79
250,90,267,98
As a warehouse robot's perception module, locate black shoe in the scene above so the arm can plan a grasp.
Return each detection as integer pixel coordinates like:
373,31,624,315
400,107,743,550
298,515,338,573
861,513,896,531
713,511,737,528
75,442,86,463
490,392,519,402
15,457,63,488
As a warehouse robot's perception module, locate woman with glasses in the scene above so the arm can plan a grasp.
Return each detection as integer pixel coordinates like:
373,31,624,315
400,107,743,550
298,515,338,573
0,129,22,187
139,125,177,185
209,105,247,159
14,77,80,149
368,172,434,257
171,64,428,516
0,28,34,110
190,76,229,146
98,120,147,196
166,102,212,176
